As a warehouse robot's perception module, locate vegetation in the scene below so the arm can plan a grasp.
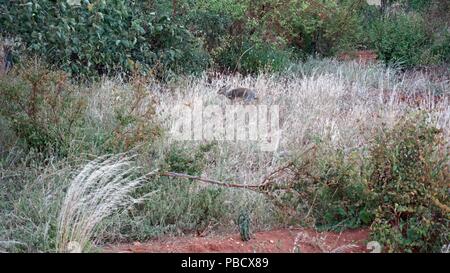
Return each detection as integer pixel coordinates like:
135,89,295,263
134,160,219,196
0,0,449,253
0,0,209,79
2,0,448,77
369,116,449,252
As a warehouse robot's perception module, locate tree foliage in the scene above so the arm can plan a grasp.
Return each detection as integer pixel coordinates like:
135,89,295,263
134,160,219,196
0,0,209,79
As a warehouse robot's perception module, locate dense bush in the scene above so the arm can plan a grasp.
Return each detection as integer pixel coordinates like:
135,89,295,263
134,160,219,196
269,145,375,231
0,60,85,156
368,115,449,252
312,150,375,230
0,0,209,79
274,113,449,252
402,0,433,11
430,31,450,64
186,9,234,51
0,60,162,156
184,0,296,74
101,75,162,153
368,14,430,67
215,38,294,74
161,142,217,175
2,0,448,76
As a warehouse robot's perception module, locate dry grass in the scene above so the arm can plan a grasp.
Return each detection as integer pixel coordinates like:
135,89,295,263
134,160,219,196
2,59,449,252
89,59,449,182
79,59,449,236
56,155,149,252
87,59,448,215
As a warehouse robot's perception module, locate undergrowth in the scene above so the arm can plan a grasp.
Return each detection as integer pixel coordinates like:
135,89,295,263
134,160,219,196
1,59,448,252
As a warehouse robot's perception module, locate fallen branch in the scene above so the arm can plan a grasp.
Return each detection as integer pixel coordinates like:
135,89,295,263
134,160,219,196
159,171,261,191
142,146,318,219
154,170,298,218
147,145,317,194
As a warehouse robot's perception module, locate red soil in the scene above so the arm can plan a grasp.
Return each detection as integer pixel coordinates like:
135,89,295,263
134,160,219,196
103,228,370,253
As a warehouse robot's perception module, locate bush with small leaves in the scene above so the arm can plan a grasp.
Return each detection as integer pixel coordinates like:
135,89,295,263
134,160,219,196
0,60,85,156
368,13,431,67
368,114,449,252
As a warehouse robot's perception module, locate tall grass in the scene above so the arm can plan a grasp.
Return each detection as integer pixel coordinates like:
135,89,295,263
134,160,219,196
0,151,70,252
56,155,148,252
1,59,449,252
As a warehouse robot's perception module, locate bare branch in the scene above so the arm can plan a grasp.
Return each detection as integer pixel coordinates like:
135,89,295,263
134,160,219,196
159,171,261,191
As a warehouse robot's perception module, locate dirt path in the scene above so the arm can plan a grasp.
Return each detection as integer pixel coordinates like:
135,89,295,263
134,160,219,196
104,228,370,253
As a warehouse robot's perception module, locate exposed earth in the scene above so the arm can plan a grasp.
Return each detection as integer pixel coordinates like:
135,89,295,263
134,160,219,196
103,228,371,253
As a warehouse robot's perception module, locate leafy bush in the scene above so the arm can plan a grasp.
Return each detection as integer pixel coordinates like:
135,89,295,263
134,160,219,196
215,38,294,74
186,9,234,51
403,0,433,11
368,13,430,67
267,113,449,252
161,143,217,175
430,31,450,64
239,0,367,56
0,60,162,156
103,76,162,153
268,145,375,231
313,150,375,230
0,0,209,79
0,60,85,156
369,115,449,252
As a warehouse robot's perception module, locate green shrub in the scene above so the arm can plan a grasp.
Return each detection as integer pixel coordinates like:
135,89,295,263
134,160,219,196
186,10,234,51
266,113,449,251
430,31,450,64
162,147,205,176
403,0,433,11
0,63,163,156
103,76,162,153
161,142,217,175
369,115,449,252
270,145,375,230
0,0,209,79
215,38,294,74
313,150,375,230
0,60,85,156
103,143,226,241
110,177,226,241
368,13,430,67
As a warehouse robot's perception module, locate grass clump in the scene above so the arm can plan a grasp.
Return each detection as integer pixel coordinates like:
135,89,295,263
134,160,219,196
57,155,149,252
0,153,70,253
